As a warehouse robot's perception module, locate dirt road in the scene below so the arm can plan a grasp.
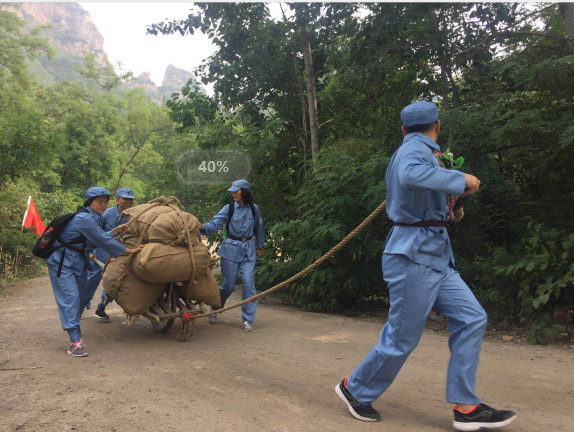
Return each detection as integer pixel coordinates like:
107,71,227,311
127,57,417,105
1,276,573,432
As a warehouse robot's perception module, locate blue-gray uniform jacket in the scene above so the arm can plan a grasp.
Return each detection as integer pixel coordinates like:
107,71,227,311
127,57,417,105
384,132,465,272
46,207,126,275
200,202,264,263
95,205,126,262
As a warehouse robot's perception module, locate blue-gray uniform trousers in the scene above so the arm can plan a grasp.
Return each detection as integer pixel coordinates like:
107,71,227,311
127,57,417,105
86,260,105,309
86,205,125,310
47,266,90,343
218,254,257,324
346,254,486,405
88,250,109,310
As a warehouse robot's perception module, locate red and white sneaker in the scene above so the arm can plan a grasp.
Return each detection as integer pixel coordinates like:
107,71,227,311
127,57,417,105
67,340,88,357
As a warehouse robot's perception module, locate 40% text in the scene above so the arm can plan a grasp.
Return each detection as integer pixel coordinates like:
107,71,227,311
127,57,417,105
198,160,229,173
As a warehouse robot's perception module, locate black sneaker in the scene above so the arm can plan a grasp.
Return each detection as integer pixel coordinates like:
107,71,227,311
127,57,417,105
94,307,110,320
335,377,381,422
453,403,516,431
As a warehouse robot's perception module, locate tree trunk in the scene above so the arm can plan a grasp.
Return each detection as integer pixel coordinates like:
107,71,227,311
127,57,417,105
298,77,309,175
295,10,320,159
439,60,451,112
427,8,452,112
292,45,308,175
280,4,308,176
560,3,574,53
427,7,456,146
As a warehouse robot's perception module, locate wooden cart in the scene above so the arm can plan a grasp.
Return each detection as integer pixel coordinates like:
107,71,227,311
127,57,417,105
141,281,206,341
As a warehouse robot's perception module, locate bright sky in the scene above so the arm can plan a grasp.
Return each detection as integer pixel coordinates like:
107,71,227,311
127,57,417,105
80,2,287,91
80,2,217,87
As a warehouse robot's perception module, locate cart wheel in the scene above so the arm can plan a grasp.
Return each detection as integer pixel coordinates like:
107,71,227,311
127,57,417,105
151,284,177,333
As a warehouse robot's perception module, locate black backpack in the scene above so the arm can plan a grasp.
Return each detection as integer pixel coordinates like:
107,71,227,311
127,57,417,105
226,202,258,236
33,207,89,275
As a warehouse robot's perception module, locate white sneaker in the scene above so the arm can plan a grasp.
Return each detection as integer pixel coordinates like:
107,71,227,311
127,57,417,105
243,321,253,332
208,314,217,324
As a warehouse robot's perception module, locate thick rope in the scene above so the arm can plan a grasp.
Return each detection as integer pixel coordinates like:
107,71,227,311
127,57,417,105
162,200,387,321
169,204,197,305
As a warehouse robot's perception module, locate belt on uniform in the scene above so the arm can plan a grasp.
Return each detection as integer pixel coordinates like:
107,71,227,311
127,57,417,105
392,220,447,227
227,234,253,242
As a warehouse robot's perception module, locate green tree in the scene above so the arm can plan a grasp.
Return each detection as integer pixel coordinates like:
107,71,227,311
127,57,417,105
112,88,171,193
0,6,52,90
148,3,356,170
0,7,56,184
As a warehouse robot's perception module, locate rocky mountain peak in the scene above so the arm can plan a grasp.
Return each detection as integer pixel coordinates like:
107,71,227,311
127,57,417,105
138,72,153,82
9,2,108,66
162,64,194,89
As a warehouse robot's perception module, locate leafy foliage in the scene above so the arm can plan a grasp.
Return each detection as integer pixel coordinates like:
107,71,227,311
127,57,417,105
490,221,574,344
257,144,388,311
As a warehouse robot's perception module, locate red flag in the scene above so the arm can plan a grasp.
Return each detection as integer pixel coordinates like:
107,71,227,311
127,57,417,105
22,196,45,236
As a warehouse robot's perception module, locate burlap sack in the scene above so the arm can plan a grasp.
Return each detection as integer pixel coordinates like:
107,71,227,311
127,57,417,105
119,204,163,247
188,269,221,307
120,231,140,249
123,203,173,220
102,255,168,315
146,211,201,246
132,242,213,283
123,204,201,246
123,204,174,238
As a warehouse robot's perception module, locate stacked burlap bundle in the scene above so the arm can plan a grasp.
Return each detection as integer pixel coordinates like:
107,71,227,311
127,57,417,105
102,197,220,316
102,255,167,315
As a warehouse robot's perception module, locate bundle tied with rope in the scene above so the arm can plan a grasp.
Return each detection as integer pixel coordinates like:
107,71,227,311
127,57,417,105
102,196,220,316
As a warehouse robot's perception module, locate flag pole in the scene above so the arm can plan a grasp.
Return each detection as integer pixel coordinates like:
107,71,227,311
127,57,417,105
21,195,32,232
